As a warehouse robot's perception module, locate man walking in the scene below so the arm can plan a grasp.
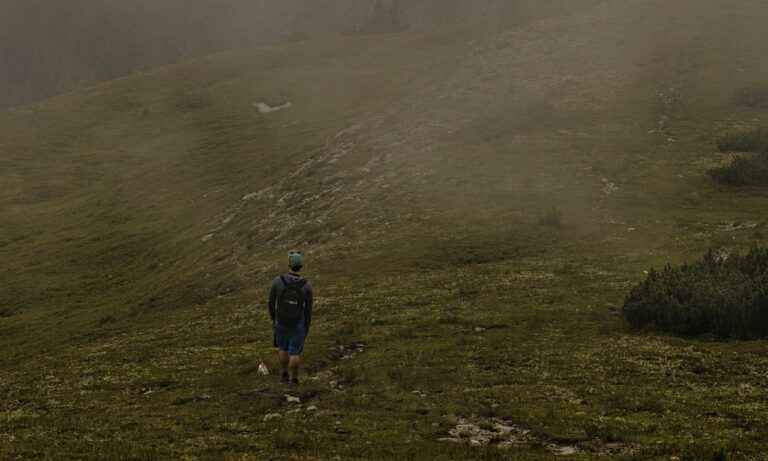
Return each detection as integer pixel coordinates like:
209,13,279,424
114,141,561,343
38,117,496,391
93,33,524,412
269,250,313,385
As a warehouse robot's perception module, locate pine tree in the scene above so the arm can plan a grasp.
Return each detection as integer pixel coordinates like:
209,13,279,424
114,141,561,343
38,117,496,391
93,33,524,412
371,0,387,33
499,0,530,28
348,1,362,34
386,0,408,32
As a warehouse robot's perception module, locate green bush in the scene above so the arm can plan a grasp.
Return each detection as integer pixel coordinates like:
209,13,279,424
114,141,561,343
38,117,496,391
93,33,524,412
716,127,768,152
735,84,768,109
623,247,768,339
708,154,768,187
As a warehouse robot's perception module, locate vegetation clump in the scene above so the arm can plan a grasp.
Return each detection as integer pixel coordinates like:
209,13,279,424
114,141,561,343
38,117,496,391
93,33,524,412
716,127,768,153
735,84,768,109
708,154,768,187
538,207,563,227
623,247,768,339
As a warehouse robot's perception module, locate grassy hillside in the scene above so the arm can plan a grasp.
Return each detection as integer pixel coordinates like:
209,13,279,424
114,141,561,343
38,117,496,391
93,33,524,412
3,0,768,459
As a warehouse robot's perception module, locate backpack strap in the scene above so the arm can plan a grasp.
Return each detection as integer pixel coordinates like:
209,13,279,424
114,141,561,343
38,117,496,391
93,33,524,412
276,276,288,320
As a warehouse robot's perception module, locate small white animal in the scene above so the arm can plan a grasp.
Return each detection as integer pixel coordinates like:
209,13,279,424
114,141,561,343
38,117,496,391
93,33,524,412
258,361,269,376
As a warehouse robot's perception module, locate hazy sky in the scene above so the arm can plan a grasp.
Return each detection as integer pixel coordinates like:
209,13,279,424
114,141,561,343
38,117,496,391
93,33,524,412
0,0,599,107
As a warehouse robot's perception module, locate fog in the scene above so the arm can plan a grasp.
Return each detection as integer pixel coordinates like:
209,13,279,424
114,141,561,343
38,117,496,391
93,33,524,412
5,2,768,457
0,0,600,108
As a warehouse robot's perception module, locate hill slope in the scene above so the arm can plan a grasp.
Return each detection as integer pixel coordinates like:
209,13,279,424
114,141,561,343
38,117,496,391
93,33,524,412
3,1,768,459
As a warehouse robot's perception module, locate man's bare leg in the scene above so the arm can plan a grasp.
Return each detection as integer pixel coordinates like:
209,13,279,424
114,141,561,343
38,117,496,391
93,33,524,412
288,355,301,381
278,349,289,376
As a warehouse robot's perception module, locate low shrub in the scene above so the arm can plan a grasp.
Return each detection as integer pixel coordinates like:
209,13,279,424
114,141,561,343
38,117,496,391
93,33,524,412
623,247,768,339
716,127,768,152
735,84,768,109
708,154,768,187
538,207,563,227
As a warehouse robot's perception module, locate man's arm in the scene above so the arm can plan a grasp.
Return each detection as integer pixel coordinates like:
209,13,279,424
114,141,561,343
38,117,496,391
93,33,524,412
268,280,277,322
303,284,313,336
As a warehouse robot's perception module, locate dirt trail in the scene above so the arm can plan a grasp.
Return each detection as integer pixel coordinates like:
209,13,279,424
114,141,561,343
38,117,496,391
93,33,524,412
258,342,368,420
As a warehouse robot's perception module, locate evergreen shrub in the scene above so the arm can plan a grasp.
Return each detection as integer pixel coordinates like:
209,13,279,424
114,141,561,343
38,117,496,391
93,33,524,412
623,247,768,339
716,127,768,152
708,154,768,187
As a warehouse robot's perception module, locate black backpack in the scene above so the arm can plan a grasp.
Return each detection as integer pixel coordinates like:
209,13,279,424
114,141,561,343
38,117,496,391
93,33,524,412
276,276,307,327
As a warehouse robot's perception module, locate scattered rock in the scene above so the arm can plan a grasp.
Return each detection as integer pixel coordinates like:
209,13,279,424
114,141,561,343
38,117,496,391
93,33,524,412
199,394,213,400
474,326,487,333
601,178,618,195
712,246,731,263
201,233,214,242
315,370,333,380
285,394,301,404
447,419,523,447
306,405,318,412
336,343,367,361
254,101,292,113
242,187,273,202
440,416,634,455
550,445,579,455
264,413,282,422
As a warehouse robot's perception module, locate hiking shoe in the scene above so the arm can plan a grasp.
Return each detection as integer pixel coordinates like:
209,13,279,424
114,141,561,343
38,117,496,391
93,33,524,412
290,378,300,386
281,372,290,384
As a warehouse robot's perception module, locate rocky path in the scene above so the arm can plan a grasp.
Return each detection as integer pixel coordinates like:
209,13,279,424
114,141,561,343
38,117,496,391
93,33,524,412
258,342,368,421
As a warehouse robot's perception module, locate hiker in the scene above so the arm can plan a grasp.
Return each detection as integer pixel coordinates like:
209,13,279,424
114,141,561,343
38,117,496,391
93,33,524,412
269,250,313,385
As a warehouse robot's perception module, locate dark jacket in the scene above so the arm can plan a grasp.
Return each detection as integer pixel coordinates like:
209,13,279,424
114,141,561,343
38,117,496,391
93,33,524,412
269,272,313,333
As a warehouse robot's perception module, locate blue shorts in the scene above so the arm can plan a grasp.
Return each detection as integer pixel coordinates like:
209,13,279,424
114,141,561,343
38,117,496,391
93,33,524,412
273,322,306,356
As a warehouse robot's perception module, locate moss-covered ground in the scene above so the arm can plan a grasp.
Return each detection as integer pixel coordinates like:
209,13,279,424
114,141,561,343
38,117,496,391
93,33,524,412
3,1,768,459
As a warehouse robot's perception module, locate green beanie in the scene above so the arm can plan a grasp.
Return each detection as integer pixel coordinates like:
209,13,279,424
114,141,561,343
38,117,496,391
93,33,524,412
288,250,304,268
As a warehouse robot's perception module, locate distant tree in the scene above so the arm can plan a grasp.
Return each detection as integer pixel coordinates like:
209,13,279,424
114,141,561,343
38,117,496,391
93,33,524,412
352,0,408,35
386,0,409,32
499,0,531,27
346,1,365,35
370,0,387,33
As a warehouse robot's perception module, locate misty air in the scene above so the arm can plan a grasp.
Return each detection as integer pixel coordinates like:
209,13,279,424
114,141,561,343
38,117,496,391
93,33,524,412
2,1,768,459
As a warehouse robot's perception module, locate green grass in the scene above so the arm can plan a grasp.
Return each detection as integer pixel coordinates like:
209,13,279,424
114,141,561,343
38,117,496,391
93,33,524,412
3,1,768,459
4,253,768,460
